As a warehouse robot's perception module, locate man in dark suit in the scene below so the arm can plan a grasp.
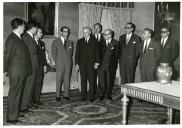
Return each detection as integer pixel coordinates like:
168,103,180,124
75,27,99,102
119,22,141,84
98,29,119,101
32,28,47,105
92,23,105,59
21,21,38,113
139,28,161,82
4,18,31,124
92,23,105,95
51,26,74,101
159,27,179,79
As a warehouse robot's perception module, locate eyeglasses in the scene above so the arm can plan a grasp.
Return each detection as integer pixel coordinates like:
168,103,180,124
103,33,111,36
161,31,168,33
62,30,69,33
125,27,132,29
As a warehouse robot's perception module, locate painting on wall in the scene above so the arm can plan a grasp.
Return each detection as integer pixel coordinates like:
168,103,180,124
27,2,59,37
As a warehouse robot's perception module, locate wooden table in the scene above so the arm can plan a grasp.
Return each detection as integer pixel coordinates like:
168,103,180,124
120,81,180,124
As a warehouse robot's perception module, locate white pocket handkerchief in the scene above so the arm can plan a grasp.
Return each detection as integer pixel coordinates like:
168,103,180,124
69,46,72,48
149,48,154,50
111,47,114,49
132,41,136,44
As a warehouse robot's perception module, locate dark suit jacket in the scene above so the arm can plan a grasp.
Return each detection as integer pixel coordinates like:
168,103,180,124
100,39,119,70
37,40,47,67
51,38,74,70
22,32,38,71
4,32,32,77
92,33,105,61
75,37,99,67
159,37,179,66
139,40,161,71
119,33,141,67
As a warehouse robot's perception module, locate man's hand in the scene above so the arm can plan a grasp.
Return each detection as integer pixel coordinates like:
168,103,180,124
44,66,47,73
75,64,79,72
94,63,99,69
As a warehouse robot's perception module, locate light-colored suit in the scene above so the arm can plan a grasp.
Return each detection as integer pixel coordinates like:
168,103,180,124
51,38,74,97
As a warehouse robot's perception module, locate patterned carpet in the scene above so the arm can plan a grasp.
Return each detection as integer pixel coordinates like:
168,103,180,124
3,85,180,125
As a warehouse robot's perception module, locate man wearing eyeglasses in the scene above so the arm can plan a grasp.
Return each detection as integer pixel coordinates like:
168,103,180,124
159,27,179,79
139,28,161,82
51,26,74,101
98,29,119,101
119,22,141,84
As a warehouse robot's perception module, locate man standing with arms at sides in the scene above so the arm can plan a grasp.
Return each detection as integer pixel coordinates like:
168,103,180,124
98,29,119,101
51,26,74,101
119,22,141,84
92,23,105,95
32,27,48,106
159,27,179,79
4,18,31,124
21,21,38,113
139,28,161,82
75,27,99,102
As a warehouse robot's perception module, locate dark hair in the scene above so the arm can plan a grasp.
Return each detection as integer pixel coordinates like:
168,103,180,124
126,22,136,32
26,21,38,31
161,27,171,34
94,23,102,32
60,26,70,33
144,28,154,37
11,18,26,29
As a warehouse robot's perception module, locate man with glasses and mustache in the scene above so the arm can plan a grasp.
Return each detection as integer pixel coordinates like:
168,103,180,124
51,26,74,101
159,27,179,79
119,22,141,84
98,29,119,101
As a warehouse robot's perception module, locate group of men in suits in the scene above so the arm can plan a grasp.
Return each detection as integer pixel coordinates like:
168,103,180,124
4,18,179,124
4,18,48,124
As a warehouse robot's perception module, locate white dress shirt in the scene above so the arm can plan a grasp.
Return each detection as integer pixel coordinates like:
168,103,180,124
13,31,21,39
106,38,112,46
143,38,151,52
27,31,34,38
95,33,101,41
161,36,168,47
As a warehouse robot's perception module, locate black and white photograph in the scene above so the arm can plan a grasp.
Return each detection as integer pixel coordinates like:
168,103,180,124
2,0,181,126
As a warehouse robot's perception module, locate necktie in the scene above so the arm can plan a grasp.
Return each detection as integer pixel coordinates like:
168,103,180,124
96,35,98,40
85,38,87,43
126,35,130,45
64,39,67,49
143,41,148,53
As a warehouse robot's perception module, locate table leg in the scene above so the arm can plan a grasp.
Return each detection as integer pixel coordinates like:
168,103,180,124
121,92,129,125
167,108,173,124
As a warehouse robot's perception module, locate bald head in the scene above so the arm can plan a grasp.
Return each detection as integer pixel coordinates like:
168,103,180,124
103,29,113,40
83,27,92,38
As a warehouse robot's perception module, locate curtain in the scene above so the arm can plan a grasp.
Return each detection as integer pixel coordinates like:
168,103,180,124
79,4,103,38
110,9,132,40
100,9,113,32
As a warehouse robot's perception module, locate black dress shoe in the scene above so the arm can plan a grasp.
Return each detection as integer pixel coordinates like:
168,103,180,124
100,96,104,101
89,99,94,102
63,97,70,101
6,120,23,124
36,101,44,105
107,97,112,101
21,109,33,114
56,97,61,101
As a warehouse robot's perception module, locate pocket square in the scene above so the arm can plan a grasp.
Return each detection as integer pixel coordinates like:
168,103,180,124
110,47,114,49
149,48,154,50
132,41,136,44
69,46,72,48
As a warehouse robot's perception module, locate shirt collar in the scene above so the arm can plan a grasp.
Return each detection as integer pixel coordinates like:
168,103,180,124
61,36,66,44
127,33,132,38
27,31,34,38
161,36,168,42
34,38,39,44
13,31,21,39
106,38,112,44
